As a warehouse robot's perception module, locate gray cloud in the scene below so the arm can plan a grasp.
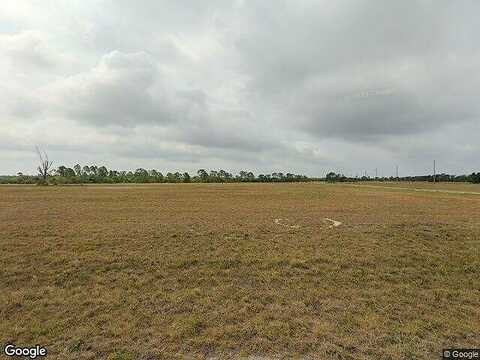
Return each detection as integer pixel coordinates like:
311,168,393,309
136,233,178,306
1,1,480,176
50,51,177,127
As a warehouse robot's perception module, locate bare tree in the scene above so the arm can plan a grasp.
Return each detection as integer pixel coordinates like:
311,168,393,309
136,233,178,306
36,146,53,183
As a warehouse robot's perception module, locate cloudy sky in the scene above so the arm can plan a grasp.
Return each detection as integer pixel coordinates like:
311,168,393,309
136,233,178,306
1,1,479,177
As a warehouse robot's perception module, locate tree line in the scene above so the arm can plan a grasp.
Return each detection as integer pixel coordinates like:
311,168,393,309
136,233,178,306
2,156,480,185
325,171,480,183
3,168,480,185
3,164,311,184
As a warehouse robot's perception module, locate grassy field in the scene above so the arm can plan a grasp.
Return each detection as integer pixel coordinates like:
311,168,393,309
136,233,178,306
343,181,480,193
1,182,479,359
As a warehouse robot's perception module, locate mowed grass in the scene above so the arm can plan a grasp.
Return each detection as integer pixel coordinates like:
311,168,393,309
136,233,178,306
0,183,479,359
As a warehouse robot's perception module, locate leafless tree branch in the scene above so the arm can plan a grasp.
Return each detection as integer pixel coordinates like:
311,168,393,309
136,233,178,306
35,145,53,182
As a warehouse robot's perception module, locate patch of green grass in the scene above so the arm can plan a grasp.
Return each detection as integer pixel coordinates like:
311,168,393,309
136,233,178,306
108,350,133,360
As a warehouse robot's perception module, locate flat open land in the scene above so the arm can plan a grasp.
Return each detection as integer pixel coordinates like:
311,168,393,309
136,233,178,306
343,181,480,194
1,183,479,359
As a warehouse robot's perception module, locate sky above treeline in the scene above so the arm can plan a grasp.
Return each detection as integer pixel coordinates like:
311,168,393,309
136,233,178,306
1,1,479,176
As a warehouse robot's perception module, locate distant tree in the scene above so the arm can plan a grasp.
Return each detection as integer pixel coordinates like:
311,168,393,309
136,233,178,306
166,172,176,182
326,172,338,182
218,169,227,182
209,170,218,181
183,172,191,183
224,171,233,181
134,168,148,177
35,146,53,184
174,172,182,182
157,172,164,182
56,165,68,177
133,168,148,182
98,166,108,177
238,171,248,181
74,164,82,177
197,169,208,182
470,172,480,183
64,168,76,178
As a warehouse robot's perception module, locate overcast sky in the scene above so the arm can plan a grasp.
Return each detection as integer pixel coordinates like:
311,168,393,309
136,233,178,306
1,1,479,176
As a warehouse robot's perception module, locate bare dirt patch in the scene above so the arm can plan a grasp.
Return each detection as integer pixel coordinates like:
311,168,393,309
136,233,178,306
323,218,342,228
273,218,300,229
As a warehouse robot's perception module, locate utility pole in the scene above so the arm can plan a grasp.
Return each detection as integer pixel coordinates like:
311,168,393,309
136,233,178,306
396,165,399,180
375,168,378,178
433,160,436,183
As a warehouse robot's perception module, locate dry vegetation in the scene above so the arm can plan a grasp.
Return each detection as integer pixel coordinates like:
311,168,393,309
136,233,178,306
345,181,480,193
1,182,479,359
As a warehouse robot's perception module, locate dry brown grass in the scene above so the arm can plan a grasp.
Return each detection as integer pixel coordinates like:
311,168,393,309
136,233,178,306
1,182,479,359
343,181,480,194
